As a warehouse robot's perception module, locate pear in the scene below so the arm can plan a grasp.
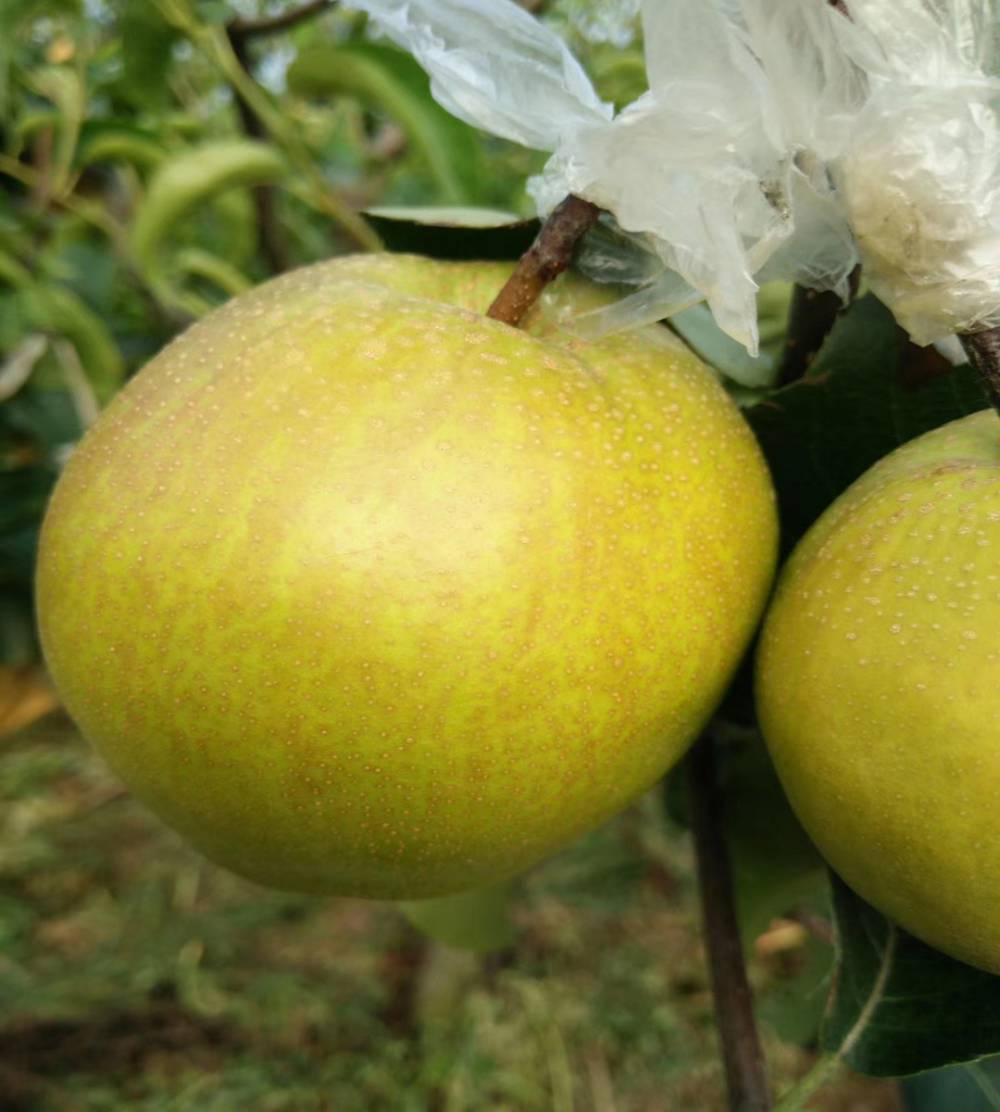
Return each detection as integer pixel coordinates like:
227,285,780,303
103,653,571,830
757,410,1000,972
37,254,777,898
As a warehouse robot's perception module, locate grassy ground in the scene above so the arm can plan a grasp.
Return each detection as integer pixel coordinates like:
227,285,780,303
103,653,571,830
0,703,903,1111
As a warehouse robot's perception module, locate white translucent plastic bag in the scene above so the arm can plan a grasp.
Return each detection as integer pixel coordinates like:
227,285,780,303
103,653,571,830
833,0,1000,343
348,0,1000,352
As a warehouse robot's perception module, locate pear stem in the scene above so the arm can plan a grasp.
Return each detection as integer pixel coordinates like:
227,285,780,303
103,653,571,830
688,732,773,1112
486,194,603,327
959,329,1000,416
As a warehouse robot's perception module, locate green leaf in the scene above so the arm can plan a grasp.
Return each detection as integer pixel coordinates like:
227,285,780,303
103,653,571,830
670,303,777,389
130,139,285,308
289,42,483,204
120,0,181,109
77,123,166,170
903,1057,1000,1111
399,883,515,953
746,295,987,552
173,246,252,299
0,592,40,666
365,206,539,261
822,877,1000,1077
0,250,31,289
19,284,124,403
717,726,826,944
27,66,85,197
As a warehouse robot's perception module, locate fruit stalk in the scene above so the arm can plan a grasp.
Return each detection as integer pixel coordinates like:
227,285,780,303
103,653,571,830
959,329,1000,416
486,194,603,327
688,734,773,1112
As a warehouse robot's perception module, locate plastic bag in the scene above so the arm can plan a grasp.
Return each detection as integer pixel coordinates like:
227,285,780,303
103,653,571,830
342,0,612,151
350,0,1000,351
833,0,1000,343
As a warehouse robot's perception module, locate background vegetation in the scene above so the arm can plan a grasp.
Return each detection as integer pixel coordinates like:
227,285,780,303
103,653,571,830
1,2,998,1109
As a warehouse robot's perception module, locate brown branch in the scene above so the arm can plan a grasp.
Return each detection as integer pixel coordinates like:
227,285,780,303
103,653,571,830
779,287,842,385
225,28,291,274
778,267,860,387
960,329,1000,415
228,0,334,41
688,733,773,1112
487,194,602,326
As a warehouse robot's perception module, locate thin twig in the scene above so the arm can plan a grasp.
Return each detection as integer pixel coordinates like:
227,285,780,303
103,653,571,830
486,194,602,326
226,28,291,273
779,286,843,386
778,267,859,387
228,0,334,41
960,329,1000,416
688,733,773,1112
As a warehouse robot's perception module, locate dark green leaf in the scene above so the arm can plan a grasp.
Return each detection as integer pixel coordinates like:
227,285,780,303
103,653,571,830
902,1056,1000,1111
0,591,38,666
289,42,484,204
365,206,538,261
747,296,987,552
120,0,181,109
718,726,826,943
823,877,1000,1077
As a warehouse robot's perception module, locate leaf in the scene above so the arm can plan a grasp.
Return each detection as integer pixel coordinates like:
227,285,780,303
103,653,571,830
289,42,483,204
0,250,31,288
399,883,515,953
746,295,987,552
822,877,1000,1077
120,0,181,109
716,726,826,944
77,123,166,170
903,1057,1000,1112
19,284,124,403
670,303,777,389
365,205,539,261
173,247,253,299
28,65,85,197
130,140,285,307
0,335,47,402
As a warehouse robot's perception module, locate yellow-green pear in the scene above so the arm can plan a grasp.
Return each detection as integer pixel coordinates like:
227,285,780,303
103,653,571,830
756,410,1000,972
37,253,777,899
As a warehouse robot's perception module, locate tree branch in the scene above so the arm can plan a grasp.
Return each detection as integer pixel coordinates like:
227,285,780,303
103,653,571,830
779,287,842,386
778,267,860,387
959,329,1000,416
486,194,602,326
228,0,334,41
688,733,773,1112
226,28,291,273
